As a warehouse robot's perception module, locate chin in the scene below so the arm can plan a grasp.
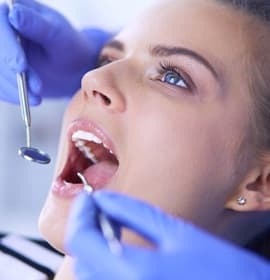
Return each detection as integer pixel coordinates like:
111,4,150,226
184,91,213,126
38,192,74,253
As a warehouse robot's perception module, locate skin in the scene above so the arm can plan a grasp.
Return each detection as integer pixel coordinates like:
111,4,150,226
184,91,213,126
38,0,270,278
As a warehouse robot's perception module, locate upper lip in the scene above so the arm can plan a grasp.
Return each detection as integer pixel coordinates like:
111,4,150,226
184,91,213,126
67,118,118,158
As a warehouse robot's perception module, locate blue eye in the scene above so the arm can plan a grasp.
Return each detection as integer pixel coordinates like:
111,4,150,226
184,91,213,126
161,71,188,89
158,62,190,90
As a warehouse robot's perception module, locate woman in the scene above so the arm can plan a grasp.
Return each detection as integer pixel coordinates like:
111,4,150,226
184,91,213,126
36,0,270,278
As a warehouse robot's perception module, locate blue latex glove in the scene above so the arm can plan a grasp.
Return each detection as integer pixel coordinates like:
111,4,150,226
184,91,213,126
0,0,111,105
66,191,270,280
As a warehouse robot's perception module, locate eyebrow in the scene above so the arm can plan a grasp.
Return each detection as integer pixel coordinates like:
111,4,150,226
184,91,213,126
150,45,219,79
103,40,219,80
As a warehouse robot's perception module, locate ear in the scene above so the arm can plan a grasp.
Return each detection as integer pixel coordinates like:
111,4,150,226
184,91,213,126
225,163,270,212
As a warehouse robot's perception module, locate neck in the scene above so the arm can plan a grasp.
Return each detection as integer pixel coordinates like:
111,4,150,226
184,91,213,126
54,256,75,280
213,210,270,246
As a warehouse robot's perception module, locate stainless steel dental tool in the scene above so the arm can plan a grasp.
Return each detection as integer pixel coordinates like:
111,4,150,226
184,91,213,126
77,172,123,256
7,0,51,164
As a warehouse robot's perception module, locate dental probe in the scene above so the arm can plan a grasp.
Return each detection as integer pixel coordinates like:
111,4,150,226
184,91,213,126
7,0,51,164
77,172,123,256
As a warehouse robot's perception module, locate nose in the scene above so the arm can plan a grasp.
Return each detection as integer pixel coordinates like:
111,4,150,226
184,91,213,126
81,67,126,113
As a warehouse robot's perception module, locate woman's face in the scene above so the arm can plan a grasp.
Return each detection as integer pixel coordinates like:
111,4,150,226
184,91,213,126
39,0,253,251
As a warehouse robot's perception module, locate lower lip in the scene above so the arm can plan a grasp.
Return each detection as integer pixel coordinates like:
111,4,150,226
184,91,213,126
51,177,84,199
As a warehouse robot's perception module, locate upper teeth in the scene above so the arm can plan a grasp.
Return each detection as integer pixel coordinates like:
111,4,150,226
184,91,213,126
72,130,102,144
72,130,113,162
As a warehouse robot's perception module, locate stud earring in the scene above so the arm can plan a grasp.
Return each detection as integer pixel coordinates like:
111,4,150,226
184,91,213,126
237,196,247,206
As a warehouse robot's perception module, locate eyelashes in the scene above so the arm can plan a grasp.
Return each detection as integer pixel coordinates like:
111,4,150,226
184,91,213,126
97,54,194,93
157,62,192,91
98,55,114,67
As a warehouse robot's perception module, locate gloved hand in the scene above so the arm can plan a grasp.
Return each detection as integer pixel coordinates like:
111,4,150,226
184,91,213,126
66,191,270,280
0,0,111,105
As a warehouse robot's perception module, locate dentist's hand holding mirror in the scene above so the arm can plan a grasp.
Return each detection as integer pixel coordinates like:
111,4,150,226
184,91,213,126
0,0,110,105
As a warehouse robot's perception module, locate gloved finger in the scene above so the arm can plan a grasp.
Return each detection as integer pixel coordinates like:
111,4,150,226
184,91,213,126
98,211,122,241
65,193,108,254
14,0,54,14
72,259,103,280
66,193,99,240
27,67,42,95
121,243,153,264
67,227,111,263
0,4,27,72
9,3,62,46
28,92,42,106
0,73,19,103
73,257,134,280
65,193,131,269
93,191,181,247
0,68,41,105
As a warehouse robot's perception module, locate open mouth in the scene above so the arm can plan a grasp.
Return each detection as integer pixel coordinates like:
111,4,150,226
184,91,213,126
55,121,119,195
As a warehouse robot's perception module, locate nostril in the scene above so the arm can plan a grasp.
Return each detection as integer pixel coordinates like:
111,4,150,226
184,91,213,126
93,90,111,106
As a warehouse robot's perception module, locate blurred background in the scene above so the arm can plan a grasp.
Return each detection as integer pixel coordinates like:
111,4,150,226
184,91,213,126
0,0,155,237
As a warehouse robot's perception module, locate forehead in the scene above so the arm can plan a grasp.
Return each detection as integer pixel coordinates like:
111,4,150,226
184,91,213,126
117,0,250,80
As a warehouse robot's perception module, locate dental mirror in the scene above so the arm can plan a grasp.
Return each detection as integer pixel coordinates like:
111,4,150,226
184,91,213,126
16,71,51,165
7,1,51,165
19,146,51,165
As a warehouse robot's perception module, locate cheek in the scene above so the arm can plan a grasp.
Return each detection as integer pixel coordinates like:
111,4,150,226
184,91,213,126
121,107,239,227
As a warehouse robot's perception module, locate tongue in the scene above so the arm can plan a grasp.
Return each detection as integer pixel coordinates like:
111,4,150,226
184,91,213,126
83,160,118,189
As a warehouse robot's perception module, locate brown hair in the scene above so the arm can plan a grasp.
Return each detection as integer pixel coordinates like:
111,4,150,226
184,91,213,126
219,0,270,157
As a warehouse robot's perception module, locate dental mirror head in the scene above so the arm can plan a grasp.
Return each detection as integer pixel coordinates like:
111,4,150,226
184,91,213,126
18,147,51,164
